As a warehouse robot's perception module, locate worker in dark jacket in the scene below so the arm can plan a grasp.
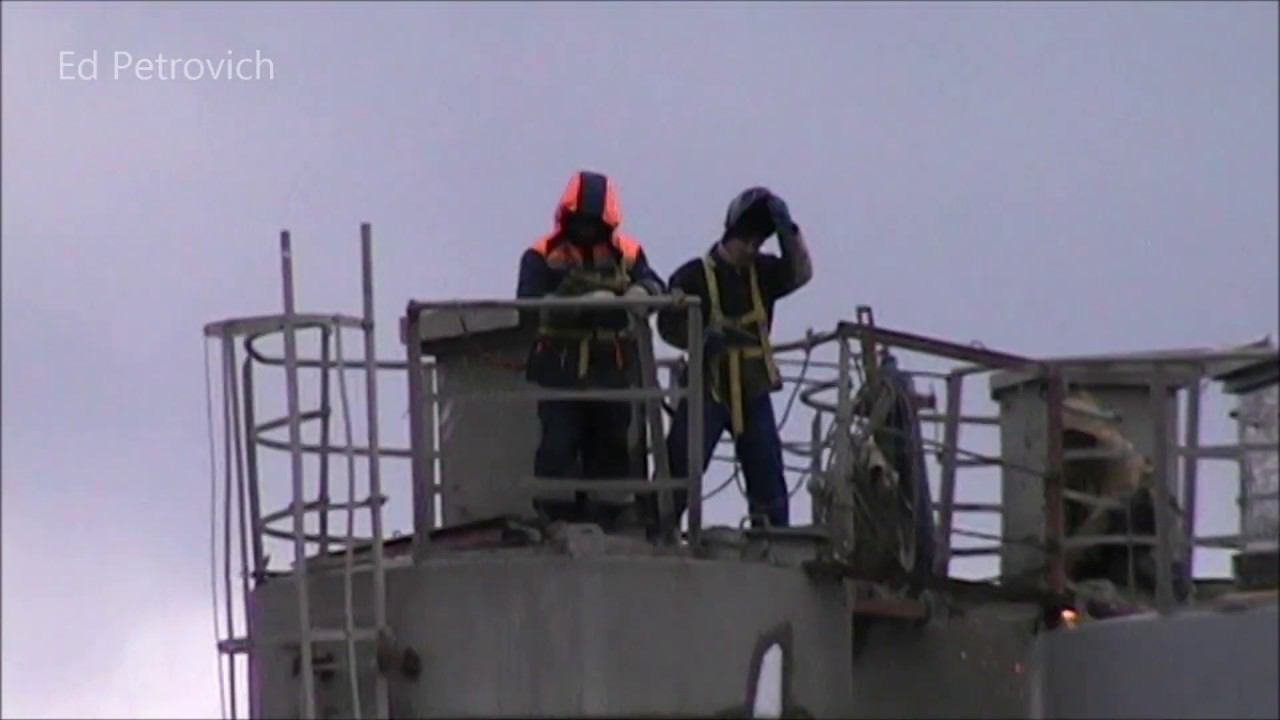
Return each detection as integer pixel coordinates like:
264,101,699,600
658,187,813,528
516,170,665,523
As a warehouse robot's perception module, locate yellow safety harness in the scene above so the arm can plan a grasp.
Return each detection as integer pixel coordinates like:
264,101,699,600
538,260,632,379
701,255,781,436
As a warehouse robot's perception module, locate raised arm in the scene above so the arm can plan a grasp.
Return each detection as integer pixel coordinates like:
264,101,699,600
761,194,814,300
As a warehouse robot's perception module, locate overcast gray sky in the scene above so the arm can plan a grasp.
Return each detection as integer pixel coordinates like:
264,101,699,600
3,1,1277,717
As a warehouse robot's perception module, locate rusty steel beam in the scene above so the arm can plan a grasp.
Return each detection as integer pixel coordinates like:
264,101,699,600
836,320,1034,370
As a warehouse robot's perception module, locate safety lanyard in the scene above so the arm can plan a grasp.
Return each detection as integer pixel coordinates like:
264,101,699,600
700,255,780,436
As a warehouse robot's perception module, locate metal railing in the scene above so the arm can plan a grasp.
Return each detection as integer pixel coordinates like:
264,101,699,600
754,312,1278,615
204,226,397,720
204,226,1279,720
401,293,707,544
977,356,1270,613
1036,350,1280,605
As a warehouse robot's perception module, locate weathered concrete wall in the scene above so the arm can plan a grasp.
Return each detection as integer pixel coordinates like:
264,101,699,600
249,548,854,718
849,602,1038,719
246,541,1278,719
851,600,1280,720
430,332,541,527
1031,603,1280,719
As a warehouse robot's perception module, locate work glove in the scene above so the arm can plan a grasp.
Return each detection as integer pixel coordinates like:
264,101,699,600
766,194,798,243
623,283,652,318
585,288,617,304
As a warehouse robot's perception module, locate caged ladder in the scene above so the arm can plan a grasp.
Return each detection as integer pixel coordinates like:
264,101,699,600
206,224,393,720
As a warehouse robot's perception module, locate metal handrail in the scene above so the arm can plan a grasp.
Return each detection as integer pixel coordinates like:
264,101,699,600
240,332,415,557
403,293,706,545
406,294,700,313
962,348,1274,609
204,313,365,339
210,278,1278,629
209,315,425,579
789,315,1279,613
205,227,400,719
446,386,690,403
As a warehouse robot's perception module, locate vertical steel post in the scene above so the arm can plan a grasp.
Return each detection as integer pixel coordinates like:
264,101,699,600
242,360,266,581
1234,403,1252,555
686,301,704,547
223,335,256,718
1149,371,1177,613
810,409,823,522
834,336,853,495
360,223,391,719
280,230,317,720
427,361,439,529
318,326,332,550
1044,367,1067,598
225,340,253,605
833,334,854,558
406,305,432,554
219,334,239,719
935,371,964,578
332,323,364,720
1181,376,1201,587
228,345,258,718
635,316,673,528
855,306,878,387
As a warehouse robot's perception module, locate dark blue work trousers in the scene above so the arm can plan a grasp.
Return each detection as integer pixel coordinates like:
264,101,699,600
533,398,633,526
535,399,632,481
666,389,789,528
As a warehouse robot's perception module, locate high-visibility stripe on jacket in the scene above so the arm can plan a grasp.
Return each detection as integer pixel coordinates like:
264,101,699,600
519,171,659,382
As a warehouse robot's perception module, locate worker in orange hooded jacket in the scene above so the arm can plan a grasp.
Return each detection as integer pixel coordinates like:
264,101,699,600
516,171,665,524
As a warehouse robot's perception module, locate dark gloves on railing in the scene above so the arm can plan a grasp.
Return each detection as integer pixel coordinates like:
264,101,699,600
624,283,652,320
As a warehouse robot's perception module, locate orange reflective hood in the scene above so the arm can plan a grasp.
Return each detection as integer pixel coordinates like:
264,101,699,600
554,170,622,230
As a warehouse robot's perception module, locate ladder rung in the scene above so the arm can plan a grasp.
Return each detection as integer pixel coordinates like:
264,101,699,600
262,527,381,544
1194,534,1243,549
1064,447,1131,461
307,626,381,643
306,550,390,571
1180,442,1279,459
219,626,381,652
939,502,1003,513
949,545,1002,557
323,495,387,511
261,495,388,525
953,456,1001,467
218,636,252,654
